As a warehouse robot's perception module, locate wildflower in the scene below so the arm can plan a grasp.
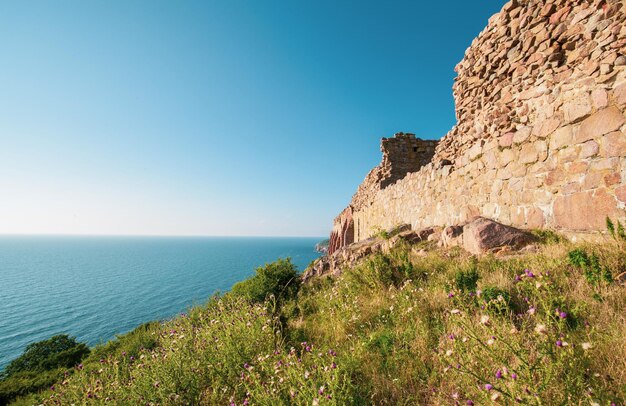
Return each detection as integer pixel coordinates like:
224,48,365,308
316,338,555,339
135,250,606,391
535,282,543,289
445,349,454,357
331,362,337,369
452,392,459,399
556,340,563,348
491,392,501,401
448,334,456,340
485,383,493,391
487,337,495,346
304,371,310,379
318,386,325,395
511,373,518,380
450,309,460,314
480,315,490,325
448,292,455,298
559,311,567,319
534,324,547,334
50,385,55,391
527,307,536,315
514,275,521,282
312,399,319,406
582,342,593,350
495,369,503,379
244,363,250,369
467,401,474,406
476,290,482,297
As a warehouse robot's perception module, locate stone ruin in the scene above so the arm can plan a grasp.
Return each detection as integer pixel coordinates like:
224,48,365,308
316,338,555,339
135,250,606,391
328,0,626,255
328,133,437,254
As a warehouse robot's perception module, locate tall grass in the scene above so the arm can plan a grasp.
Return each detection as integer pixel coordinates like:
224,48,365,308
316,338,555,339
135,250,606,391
12,240,626,405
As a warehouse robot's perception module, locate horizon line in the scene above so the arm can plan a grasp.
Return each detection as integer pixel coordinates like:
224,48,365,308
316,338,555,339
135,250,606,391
0,232,328,239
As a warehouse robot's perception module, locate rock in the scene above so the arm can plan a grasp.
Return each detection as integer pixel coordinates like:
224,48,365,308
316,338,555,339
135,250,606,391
440,225,464,248
575,106,625,144
461,217,535,255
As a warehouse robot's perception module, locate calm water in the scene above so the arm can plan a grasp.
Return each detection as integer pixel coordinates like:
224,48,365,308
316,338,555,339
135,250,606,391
0,236,321,370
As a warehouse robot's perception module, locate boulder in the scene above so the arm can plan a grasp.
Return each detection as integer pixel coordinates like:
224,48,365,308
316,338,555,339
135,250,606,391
462,217,535,255
440,225,464,248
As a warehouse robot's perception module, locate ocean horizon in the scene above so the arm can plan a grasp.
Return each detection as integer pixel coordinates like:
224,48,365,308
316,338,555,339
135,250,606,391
0,235,322,370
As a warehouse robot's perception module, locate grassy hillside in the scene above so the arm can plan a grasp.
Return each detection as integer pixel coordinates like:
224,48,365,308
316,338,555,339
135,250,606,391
7,237,626,405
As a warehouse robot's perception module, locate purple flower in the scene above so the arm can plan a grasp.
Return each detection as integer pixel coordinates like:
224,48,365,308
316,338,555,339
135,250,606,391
514,275,522,282
556,340,563,347
243,399,249,406
244,363,250,369
328,349,337,356
448,334,456,340
559,311,567,319
467,400,474,405
50,385,55,391
485,384,493,391
511,373,518,380
495,369,503,379
448,292,455,298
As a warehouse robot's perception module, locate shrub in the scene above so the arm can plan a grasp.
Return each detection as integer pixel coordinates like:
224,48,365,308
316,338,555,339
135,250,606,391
568,248,612,286
0,334,89,404
454,267,479,292
480,286,512,314
2,335,89,378
230,258,300,304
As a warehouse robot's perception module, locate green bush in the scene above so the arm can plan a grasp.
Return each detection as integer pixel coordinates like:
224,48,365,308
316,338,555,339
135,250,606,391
454,267,479,292
0,334,89,404
480,286,512,314
2,335,89,378
568,248,612,286
230,258,300,304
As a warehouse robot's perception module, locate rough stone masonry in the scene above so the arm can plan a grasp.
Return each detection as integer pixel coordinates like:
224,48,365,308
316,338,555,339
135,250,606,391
329,0,626,254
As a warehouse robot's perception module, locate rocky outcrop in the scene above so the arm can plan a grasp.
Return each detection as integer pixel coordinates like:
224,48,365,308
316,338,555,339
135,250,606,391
330,0,626,247
303,219,536,281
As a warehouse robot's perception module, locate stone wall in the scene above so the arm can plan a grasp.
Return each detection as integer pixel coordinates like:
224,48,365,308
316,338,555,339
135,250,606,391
333,0,626,249
328,133,437,254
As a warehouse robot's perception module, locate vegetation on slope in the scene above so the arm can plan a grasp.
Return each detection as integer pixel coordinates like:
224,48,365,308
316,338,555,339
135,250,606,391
4,229,626,405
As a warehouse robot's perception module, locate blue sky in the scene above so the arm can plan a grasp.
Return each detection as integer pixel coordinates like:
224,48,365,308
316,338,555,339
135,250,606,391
0,1,505,237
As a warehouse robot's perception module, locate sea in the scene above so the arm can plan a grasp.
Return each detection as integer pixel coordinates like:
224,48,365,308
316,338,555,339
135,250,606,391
0,235,322,371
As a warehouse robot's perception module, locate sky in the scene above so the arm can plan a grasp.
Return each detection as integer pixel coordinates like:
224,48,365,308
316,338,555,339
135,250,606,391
0,1,505,237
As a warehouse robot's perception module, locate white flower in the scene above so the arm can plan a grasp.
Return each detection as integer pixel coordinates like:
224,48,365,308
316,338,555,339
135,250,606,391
304,371,310,379
582,342,593,350
476,290,482,297
480,315,490,325
450,309,460,314
527,307,536,315
445,349,454,356
491,392,501,401
535,324,547,335
487,338,495,346
535,282,543,289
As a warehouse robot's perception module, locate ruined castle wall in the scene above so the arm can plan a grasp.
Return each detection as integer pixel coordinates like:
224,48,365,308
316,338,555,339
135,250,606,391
328,134,437,254
343,0,626,245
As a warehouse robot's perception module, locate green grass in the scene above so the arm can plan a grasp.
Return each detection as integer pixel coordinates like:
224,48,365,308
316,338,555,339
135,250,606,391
7,241,626,405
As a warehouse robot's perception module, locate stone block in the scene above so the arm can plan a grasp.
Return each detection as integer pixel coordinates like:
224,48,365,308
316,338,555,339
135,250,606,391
575,106,625,143
563,93,592,123
553,188,620,230
599,131,626,158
